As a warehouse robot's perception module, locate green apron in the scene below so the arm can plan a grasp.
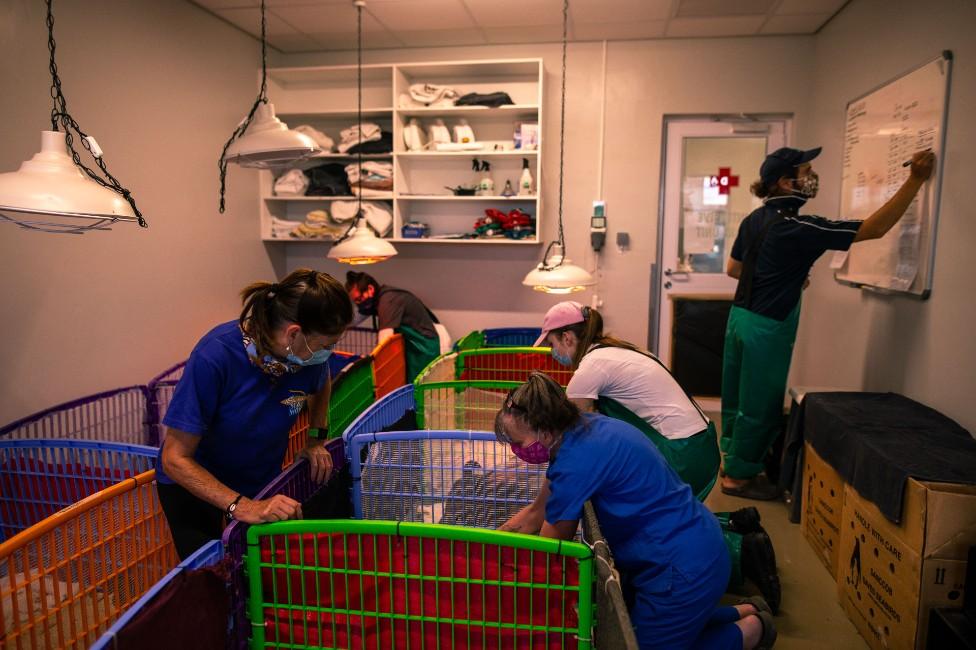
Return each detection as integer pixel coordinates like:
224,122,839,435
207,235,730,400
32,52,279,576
597,396,719,503
720,301,800,479
398,325,441,383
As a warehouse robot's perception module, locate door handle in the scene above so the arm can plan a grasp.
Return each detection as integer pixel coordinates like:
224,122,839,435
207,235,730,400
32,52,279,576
664,268,690,280
664,281,672,290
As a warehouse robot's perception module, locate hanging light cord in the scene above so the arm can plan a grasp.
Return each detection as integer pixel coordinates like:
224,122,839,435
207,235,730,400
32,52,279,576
334,0,367,244
540,0,569,270
44,0,146,228
217,0,270,213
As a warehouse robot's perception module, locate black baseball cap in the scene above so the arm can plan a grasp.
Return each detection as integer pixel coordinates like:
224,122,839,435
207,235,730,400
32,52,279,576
759,146,822,186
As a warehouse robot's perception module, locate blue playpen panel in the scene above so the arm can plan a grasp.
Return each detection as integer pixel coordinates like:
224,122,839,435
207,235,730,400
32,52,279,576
483,327,543,347
88,539,225,650
0,439,159,541
346,429,547,528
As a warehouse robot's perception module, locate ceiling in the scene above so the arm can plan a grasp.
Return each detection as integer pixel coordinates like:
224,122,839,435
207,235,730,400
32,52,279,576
189,0,850,53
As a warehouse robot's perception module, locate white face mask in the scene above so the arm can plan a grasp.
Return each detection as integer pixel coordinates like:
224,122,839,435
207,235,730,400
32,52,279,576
792,171,819,199
286,333,332,367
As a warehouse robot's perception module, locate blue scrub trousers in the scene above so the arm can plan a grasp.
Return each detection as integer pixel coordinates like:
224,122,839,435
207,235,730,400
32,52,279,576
623,551,743,649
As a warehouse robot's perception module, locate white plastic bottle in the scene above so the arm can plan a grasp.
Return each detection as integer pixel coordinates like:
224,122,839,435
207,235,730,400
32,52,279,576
518,158,534,196
478,160,495,196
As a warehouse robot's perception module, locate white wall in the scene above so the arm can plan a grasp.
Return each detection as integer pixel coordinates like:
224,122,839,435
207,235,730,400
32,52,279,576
0,0,279,423
792,0,976,432
276,37,815,346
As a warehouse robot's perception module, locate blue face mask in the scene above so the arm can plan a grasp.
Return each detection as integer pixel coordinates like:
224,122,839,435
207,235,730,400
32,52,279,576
287,334,332,367
551,348,573,367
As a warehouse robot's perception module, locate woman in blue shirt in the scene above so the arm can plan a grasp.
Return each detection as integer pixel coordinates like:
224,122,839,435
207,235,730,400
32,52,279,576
495,373,776,650
157,268,353,559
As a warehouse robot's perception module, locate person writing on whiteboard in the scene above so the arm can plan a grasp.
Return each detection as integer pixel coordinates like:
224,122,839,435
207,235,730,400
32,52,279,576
720,146,935,500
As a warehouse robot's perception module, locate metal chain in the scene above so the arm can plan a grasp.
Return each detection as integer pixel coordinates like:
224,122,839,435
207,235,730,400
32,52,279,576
335,0,366,244
218,0,270,213
541,0,570,270
46,0,147,228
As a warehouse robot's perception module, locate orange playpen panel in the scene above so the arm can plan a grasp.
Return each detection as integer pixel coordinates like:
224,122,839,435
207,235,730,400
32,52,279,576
0,471,177,649
371,334,406,400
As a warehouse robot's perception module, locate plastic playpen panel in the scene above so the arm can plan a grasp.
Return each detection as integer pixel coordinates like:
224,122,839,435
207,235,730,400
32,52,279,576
415,380,520,431
483,328,543,348
456,348,574,387
223,439,348,650
0,387,150,446
246,520,593,650
370,334,406,400
328,360,376,440
0,441,158,542
336,327,379,358
0,471,177,649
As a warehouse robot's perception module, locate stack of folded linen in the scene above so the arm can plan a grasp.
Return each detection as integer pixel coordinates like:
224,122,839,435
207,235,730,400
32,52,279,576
293,125,335,152
398,83,459,108
331,200,393,237
345,161,393,197
290,210,348,240
337,123,382,153
269,216,300,239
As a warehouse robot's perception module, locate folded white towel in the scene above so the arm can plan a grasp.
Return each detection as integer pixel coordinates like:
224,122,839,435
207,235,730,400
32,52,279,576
273,169,309,196
337,123,382,153
331,200,393,236
345,161,393,183
407,83,459,106
293,125,335,151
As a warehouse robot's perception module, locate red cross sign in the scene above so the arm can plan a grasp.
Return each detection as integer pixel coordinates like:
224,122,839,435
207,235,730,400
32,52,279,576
715,167,739,195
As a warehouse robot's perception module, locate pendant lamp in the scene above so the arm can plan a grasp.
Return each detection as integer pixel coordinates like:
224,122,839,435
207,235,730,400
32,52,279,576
522,0,594,293
218,0,319,212
328,0,397,265
0,0,146,235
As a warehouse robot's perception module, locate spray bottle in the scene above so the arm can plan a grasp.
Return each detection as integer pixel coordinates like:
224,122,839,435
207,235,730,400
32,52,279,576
478,160,495,196
518,158,534,196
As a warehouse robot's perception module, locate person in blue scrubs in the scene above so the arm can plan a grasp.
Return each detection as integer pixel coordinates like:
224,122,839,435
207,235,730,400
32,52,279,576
157,268,353,559
496,373,776,650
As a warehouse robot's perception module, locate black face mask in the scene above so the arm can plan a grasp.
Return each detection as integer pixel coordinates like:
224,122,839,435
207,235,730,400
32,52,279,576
357,296,377,316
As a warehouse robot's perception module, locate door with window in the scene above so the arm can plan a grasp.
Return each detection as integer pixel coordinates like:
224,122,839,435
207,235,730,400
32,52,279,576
655,118,788,404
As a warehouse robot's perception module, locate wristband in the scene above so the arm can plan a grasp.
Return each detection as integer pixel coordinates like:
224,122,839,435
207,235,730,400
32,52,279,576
226,493,243,520
308,427,328,440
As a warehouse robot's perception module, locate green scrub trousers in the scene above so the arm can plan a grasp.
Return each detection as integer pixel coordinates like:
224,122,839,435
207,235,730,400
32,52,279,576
720,301,800,479
399,325,441,383
597,396,720,502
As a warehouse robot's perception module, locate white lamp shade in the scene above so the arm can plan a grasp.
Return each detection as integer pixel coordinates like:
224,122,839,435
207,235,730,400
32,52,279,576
522,256,595,294
224,103,320,169
328,225,398,265
0,131,136,221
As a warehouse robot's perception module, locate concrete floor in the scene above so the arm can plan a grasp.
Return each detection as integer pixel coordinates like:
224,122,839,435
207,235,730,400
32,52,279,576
705,486,867,649
700,411,868,650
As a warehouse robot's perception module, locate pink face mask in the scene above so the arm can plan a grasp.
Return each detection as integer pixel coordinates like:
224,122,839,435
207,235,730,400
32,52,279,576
510,440,550,465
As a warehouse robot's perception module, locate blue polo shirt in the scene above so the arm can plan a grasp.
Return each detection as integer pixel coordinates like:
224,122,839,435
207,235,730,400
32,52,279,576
731,196,862,321
155,321,329,497
545,414,725,589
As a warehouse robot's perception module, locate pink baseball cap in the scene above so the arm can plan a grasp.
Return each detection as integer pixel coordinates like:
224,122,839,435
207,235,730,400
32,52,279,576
534,301,586,347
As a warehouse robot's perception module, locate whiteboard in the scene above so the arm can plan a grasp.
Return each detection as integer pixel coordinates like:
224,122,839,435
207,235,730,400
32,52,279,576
833,52,952,298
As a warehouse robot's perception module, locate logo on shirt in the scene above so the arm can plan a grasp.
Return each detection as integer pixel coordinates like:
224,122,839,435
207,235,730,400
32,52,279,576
280,390,309,416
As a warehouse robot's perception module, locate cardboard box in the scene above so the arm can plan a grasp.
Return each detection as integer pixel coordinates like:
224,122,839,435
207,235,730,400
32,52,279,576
801,442,846,578
837,480,976,650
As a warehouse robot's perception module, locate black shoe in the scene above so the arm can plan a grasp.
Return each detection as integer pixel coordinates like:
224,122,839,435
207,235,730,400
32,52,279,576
742,530,781,615
720,474,781,501
755,610,778,649
728,507,763,534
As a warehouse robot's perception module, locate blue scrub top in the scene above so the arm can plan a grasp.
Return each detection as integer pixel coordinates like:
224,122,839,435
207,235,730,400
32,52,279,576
155,321,329,497
546,414,726,590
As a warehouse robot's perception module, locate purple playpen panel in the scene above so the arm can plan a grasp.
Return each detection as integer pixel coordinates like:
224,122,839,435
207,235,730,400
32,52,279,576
221,437,347,650
0,386,150,445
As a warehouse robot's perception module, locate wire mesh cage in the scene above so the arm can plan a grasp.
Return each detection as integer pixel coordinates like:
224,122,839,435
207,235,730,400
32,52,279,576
0,387,151,446
223,440,348,650
370,334,406,400
335,326,379,358
245,520,594,650
0,440,159,542
144,363,186,446
0,471,177,649
414,351,459,386
347,429,547,530
89,539,224,650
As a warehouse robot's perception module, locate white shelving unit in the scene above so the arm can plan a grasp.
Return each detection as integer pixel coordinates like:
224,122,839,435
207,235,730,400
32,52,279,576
257,59,543,245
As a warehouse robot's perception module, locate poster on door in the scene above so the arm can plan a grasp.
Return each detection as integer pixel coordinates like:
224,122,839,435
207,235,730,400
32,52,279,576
682,177,724,255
